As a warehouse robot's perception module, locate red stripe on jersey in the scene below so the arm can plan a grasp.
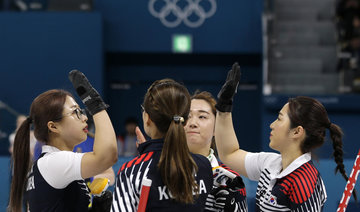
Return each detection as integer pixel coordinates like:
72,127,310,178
279,179,292,195
297,167,314,197
118,152,155,175
119,162,127,174
280,162,320,204
144,152,154,161
219,162,246,195
283,175,300,203
304,163,318,183
135,153,146,165
307,163,319,188
126,157,138,168
304,164,316,183
238,188,247,196
219,163,240,177
310,163,318,177
289,172,307,204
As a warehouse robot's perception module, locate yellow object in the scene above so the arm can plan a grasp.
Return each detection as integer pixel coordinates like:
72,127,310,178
89,178,110,196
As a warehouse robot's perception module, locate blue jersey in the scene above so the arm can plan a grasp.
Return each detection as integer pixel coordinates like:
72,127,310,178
26,151,90,211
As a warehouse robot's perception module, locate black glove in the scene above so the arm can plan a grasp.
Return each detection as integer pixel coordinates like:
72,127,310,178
211,186,236,211
68,70,108,115
226,176,245,192
210,176,245,211
89,190,112,212
215,62,241,112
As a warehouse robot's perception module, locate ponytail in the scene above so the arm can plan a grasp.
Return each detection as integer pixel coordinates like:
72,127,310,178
9,118,32,212
329,123,357,201
144,79,198,204
8,89,71,211
287,96,357,201
158,119,198,203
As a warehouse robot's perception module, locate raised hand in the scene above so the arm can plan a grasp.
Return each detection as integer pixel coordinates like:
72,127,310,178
68,70,108,115
135,126,147,148
215,62,241,112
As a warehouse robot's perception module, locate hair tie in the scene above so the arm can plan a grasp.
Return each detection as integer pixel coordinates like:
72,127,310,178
173,116,184,124
27,117,33,124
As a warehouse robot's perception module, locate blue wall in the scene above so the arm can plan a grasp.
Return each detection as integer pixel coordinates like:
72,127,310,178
0,12,103,154
106,62,263,152
94,0,263,53
262,95,360,159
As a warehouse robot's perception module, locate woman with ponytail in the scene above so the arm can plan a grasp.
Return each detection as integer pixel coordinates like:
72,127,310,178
214,62,356,211
8,70,117,212
112,79,213,211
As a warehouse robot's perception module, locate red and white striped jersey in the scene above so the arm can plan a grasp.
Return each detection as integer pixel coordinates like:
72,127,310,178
245,152,327,211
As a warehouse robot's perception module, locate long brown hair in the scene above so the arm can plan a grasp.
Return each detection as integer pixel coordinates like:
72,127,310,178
8,89,72,212
288,96,357,201
143,79,198,203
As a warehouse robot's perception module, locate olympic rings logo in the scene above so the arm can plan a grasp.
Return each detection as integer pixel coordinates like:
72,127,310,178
148,0,217,28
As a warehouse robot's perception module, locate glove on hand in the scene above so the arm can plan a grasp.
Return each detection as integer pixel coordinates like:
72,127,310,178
69,70,108,115
213,166,237,187
211,186,236,211
215,62,241,112
226,176,245,192
90,190,112,212
210,175,245,211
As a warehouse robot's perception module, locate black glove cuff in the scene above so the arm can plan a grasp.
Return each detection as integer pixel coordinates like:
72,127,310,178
90,190,112,212
86,100,109,116
215,100,233,112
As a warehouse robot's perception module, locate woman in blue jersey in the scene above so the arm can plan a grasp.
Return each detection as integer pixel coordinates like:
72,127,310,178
8,70,117,212
185,91,247,212
213,63,356,211
112,79,213,212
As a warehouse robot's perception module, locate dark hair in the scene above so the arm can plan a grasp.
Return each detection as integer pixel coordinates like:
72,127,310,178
191,91,217,153
143,79,198,204
287,96,357,201
9,89,72,212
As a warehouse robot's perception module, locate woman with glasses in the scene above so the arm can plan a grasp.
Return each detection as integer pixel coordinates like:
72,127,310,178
8,70,117,212
112,79,213,211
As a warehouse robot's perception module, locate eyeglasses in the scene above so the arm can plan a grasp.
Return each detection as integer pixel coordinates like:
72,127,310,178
54,108,87,121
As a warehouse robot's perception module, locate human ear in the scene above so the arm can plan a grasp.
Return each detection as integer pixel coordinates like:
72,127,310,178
292,126,305,139
143,112,151,127
47,121,60,133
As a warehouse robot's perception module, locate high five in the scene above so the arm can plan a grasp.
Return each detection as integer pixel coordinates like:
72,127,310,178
214,62,355,211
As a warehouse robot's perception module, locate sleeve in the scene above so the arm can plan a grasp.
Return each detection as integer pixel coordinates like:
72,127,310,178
37,151,84,189
112,154,153,212
111,161,137,212
245,152,280,181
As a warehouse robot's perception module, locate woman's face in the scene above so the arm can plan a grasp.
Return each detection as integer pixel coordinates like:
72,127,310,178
184,99,215,156
55,96,88,148
269,103,292,152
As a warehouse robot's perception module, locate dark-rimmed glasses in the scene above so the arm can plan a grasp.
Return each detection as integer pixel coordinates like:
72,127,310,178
54,108,87,121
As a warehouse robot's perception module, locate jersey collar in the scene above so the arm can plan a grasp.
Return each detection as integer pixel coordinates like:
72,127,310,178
42,145,61,154
273,152,311,179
